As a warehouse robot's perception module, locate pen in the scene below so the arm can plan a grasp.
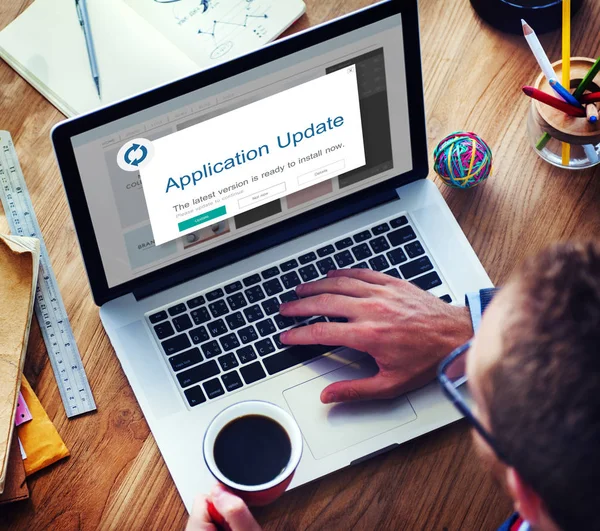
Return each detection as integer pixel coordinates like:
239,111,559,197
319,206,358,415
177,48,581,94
522,86,586,117
549,79,581,108
75,0,101,98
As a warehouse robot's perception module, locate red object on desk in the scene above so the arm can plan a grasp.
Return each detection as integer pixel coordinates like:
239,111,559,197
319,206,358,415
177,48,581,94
207,500,232,531
522,86,586,117
580,91,600,104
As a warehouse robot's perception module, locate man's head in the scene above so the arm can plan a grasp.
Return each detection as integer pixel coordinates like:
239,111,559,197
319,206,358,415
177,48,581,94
467,241,600,531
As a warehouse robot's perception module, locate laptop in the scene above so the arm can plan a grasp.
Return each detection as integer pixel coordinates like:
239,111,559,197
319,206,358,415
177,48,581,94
51,0,492,511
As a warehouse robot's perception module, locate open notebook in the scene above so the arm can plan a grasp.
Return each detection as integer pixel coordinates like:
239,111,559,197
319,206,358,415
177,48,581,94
0,0,305,117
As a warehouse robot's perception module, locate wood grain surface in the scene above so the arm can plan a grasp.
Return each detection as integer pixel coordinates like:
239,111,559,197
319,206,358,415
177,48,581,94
1,0,599,529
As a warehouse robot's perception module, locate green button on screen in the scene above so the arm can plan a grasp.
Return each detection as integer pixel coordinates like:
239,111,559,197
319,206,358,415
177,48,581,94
178,205,227,232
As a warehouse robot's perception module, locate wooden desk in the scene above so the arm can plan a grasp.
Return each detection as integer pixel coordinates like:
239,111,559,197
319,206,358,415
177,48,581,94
1,0,599,529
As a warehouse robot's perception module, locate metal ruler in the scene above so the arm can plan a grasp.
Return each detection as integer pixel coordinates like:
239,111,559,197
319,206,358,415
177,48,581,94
0,131,96,418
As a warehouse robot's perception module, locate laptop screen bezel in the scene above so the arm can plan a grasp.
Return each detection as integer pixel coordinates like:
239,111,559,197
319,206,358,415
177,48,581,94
51,0,427,306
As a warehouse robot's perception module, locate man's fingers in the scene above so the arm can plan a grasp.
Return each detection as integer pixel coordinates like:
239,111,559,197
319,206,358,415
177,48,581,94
210,485,262,531
186,494,216,531
280,321,362,350
320,373,404,404
295,276,381,299
280,293,361,319
327,268,394,285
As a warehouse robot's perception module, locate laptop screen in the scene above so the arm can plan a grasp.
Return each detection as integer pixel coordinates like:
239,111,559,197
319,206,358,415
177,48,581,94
69,13,412,290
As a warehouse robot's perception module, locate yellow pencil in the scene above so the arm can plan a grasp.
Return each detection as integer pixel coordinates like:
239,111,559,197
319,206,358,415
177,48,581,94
562,0,571,166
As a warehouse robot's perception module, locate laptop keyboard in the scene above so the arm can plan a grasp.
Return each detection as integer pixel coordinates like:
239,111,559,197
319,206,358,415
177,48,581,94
146,213,452,409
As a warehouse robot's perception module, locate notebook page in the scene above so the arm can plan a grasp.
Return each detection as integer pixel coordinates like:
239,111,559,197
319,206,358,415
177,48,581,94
0,0,198,116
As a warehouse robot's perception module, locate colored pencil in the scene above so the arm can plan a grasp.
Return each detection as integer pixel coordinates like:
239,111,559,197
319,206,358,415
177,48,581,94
580,92,600,104
549,79,581,108
521,20,557,84
522,86,586,117
583,144,599,163
586,103,599,123
561,0,571,165
573,57,600,100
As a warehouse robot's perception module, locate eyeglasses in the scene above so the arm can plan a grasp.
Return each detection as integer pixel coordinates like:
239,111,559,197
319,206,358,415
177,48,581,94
437,340,509,464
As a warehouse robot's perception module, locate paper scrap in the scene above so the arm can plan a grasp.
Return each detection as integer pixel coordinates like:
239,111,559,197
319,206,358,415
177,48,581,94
14,392,32,427
18,438,26,460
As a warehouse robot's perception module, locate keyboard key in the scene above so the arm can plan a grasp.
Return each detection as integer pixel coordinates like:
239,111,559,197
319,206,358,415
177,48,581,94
262,297,280,315
352,262,369,269
222,371,243,392
387,248,408,265
149,310,168,324
208,319,228,338
370,236,390,254
227,293,247,311
186,296,205,309
299,264,319,282
162,334,191,356
238,326,258,344
353,230,371,243
440,294,453,303
225,311,246,330
169,347,203,372
236,345,257,364
153,321,174,340
224,281,243,294
256,338,276,357
280,291,299,303
334,250,355,268
201,340,222,358
411,271,442,291
263,344,334,375
191,307,211,325
209,299,228,318
388,226,417,247
219,333,240,352
281,271,301,289
243,274,261,287
273,333,285,350
245,285,266,303
400,257,434,279
405,240,425,259
372,222,390,235
167,303,186,317
177,360,220,387
308,316,327,325
184,386,206,407
218,352,239,371
274,314,295,330
243,305,264,322
384,268,402,279
261,266,280,279
335,237,354,250
206,288,224,301
203,378,225,399
390,215,408,228
316,257,337,275
369,255,390,272
263,278,283,297
280,259,298,272
173,314,193,333
189,326,210,344
240,362,266,384
256,318,276,337
298,252,316,265
317,244,335,257
351,243,373,261
328,317,348,323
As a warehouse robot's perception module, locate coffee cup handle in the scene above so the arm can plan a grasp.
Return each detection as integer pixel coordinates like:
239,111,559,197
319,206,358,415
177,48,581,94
207,500,233,531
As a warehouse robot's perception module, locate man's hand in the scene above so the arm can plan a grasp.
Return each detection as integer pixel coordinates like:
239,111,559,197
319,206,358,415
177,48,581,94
279,269,472,404
186,485,262,531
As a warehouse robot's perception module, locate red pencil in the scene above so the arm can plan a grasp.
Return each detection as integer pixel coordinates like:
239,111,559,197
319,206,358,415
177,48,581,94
522,86,586,117
580,92,600,104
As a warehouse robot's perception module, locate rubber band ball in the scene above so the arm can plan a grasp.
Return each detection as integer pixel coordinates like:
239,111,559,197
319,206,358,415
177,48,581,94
433,132,493,189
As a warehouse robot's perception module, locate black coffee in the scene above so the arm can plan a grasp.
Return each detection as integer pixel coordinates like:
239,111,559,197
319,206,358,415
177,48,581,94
213,414,292,486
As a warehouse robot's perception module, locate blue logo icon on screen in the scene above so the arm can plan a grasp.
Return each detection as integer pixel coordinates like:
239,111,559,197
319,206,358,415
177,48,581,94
117,138,154,172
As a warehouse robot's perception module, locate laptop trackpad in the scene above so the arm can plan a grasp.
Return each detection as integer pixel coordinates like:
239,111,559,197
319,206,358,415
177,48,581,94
283,356,417,460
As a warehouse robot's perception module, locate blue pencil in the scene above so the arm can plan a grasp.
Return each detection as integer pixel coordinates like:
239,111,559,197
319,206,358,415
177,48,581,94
549,79,582,107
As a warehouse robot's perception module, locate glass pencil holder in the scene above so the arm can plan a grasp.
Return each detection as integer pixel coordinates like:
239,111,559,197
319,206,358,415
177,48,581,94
527,57,600,170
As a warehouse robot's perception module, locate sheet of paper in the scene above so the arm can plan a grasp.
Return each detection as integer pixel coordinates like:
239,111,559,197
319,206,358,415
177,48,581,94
14,392,32,427
0,0,198,116
124,0,305,67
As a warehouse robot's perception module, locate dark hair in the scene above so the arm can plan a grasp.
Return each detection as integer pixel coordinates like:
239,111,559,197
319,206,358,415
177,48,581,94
488,241,600,531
